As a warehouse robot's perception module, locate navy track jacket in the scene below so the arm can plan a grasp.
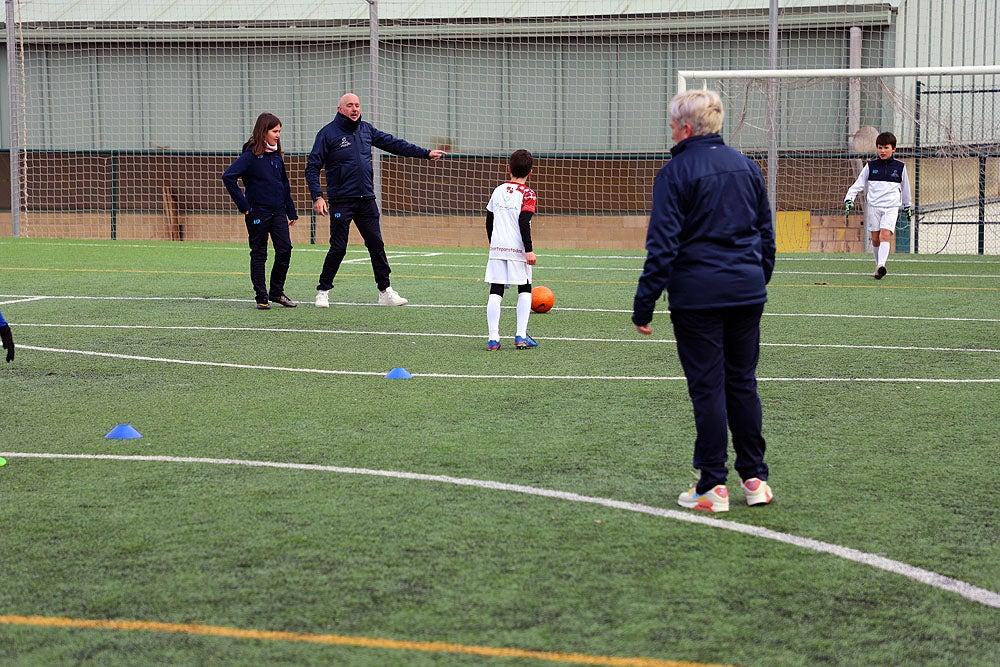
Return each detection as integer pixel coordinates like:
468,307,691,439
633,133,775,325
305,113,430,203
221,142,298,219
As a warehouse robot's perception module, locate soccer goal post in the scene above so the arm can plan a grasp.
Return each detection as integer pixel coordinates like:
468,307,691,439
678,65,1000,255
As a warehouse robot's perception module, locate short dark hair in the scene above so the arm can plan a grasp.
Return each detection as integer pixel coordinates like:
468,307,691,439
876,131,897,148
509,149,533,178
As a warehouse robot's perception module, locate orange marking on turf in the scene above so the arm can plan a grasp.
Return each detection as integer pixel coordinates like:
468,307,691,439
0,615,732,667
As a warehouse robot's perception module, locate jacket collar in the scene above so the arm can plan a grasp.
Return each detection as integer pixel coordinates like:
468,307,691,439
670,132,723,156
335,112,360,132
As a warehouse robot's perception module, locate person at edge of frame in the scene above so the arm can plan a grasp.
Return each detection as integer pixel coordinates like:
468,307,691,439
0,308,14,362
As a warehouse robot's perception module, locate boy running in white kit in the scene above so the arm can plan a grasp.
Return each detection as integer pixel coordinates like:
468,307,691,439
484,149,538,351
844,131,913,279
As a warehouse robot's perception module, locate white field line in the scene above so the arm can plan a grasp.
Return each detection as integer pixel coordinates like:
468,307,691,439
1,452,997,609
15,323,1000,354
16,345,1000,382
4,239,1000,264
2,294,999,323
327,261,1000,279
4,246,1000,278
18,346,386,377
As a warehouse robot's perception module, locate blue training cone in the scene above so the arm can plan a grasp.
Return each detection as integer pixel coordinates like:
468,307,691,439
105,424,142,439
384,367,413,379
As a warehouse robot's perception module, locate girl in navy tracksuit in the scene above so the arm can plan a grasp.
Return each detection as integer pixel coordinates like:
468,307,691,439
222,112,299,309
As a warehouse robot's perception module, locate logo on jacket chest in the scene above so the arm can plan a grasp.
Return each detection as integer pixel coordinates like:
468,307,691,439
337,137,352,149
258,154,282,170
871,168,900,176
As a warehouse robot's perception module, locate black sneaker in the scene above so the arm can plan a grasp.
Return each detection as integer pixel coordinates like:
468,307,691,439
256,301,271,310
272,295,298,308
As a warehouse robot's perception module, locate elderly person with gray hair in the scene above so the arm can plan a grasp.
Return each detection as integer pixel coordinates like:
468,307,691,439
633,89,776,513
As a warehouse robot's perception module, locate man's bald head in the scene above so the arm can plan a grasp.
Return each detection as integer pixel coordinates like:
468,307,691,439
337,94,362,122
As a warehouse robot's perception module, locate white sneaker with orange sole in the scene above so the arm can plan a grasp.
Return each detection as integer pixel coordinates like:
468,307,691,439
741,478,773,506
677,484,729,513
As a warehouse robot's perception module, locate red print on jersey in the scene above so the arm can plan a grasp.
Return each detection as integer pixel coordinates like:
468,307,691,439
519,184,537,213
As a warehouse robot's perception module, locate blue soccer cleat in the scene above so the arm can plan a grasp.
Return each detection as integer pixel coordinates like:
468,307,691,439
514,334,538,349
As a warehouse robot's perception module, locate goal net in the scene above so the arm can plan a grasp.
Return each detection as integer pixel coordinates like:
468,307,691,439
679,66,1000,255
5,1,999,255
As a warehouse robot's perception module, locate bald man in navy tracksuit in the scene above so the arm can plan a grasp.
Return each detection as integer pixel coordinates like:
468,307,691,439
305,93,445,308
633,89,775,514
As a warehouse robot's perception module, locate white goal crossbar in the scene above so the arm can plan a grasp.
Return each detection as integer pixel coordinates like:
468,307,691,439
678,65,1000,91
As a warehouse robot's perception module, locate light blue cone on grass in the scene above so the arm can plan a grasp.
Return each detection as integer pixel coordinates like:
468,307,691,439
105,424,142,439
384,367,413,379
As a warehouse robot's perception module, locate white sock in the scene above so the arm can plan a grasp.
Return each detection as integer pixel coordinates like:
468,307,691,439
872,242,879,266
876,242,890,267
515,291,532,338
487,293,502,340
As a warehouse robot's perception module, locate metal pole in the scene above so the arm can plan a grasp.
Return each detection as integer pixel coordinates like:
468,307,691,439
368,0,381,210
914,81,922,253
6,0,21,237
110,153,118,239
767,0,778,224
979,155,986,255
847,27,862,141
848,27,869,254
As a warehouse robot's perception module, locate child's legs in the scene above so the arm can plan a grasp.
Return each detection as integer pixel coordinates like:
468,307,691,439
487,284,504,339
876,228,893,266
246,215,270,302
867,207,897,268
267,215,293,298
515,283,532,338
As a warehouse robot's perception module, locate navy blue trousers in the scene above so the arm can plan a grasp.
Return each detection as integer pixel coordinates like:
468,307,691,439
670,303,768,493
246,212,292,303
317,198,392,292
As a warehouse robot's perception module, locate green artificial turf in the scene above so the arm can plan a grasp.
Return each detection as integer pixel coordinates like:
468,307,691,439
1,237,997,666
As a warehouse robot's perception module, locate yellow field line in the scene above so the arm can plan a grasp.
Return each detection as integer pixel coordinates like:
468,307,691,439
0,615,730,667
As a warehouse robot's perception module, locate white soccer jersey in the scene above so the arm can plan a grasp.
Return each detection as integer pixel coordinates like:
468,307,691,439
486,181,537,261
845,159,913,209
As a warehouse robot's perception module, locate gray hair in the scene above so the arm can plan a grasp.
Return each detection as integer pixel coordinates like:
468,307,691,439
670,89,724,136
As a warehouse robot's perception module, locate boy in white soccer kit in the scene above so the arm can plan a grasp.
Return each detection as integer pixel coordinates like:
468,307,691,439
844,131,913,279
485,149,538,350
